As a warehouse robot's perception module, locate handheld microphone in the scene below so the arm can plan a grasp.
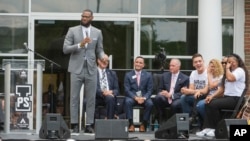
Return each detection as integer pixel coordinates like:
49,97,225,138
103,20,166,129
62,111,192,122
86,31,88,37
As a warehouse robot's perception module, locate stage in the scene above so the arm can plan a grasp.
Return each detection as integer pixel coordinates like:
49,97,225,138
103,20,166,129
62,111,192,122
0,131,229,141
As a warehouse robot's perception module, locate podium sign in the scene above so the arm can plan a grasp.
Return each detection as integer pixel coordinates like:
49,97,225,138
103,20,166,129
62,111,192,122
2,59,45,134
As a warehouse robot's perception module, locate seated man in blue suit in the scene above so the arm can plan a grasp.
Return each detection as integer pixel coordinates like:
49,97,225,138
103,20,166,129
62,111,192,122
154,58,189,123
96,54,120,119
124,56,154,132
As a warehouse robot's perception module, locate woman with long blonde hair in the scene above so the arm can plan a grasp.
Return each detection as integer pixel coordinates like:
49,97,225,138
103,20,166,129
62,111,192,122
195,59,224,128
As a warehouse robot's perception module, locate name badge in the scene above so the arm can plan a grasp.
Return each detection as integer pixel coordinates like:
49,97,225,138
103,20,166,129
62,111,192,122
136,91,142,97
132,75,136,79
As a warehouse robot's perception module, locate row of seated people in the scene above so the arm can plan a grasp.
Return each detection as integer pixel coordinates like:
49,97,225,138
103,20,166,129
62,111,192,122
96,53,248,137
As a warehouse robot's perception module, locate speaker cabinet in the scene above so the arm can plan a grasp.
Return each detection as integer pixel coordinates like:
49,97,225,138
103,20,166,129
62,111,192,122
215,119,247,139
155,113,189,139
39,113,70,139
95,119,129,139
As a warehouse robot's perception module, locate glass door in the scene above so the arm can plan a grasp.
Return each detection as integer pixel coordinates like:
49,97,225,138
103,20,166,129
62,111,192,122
29,15,137,128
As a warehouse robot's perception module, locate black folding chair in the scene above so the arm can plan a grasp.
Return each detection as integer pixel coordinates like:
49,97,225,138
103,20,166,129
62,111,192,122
221,88,247,118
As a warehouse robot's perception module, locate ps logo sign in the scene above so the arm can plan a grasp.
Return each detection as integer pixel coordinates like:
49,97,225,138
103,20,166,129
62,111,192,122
15,84,32,112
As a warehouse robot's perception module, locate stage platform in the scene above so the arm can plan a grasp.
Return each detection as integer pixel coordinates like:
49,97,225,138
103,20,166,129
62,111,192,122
0,131,229,141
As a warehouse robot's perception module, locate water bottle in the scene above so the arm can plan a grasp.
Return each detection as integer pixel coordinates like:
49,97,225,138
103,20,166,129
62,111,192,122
146,123,150,132
154,120,159,131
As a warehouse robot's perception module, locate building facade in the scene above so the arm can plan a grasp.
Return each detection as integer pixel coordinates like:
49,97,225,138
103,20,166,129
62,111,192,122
0,0,248,131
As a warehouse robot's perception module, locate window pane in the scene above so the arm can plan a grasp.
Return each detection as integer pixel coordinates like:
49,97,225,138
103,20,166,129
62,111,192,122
0,57,27,93
141,18,198,56
222,19,234,56
32,0,137,13
222,0,234,16
0,0,28,13
0,16,28,54
141,0,198,16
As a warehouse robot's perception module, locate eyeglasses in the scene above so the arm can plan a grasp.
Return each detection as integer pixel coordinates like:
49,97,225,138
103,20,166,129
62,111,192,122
101,60,109,64
81,15,91,18
221,62,227,65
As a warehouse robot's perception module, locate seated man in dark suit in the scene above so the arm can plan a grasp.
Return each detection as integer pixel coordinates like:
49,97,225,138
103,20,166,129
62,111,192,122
154,58,189,123
96,54,120,119
124,56,154,132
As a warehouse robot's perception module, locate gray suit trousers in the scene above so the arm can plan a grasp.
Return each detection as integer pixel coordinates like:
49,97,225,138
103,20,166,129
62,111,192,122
70,62,97,125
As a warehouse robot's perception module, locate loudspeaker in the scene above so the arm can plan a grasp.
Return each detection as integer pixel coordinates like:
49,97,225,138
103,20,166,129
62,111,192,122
39,113,70,139
215,119,247,139
95,119,129,139
155,113,189,139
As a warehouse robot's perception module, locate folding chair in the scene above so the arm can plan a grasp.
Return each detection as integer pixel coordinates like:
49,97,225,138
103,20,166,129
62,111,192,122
221,88,247,118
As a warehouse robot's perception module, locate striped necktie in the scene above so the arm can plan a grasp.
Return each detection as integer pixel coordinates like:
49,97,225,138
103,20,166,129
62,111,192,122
101,70,107,90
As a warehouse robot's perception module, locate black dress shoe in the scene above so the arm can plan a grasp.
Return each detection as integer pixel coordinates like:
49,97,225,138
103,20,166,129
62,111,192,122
72,125,79,133
85,125,94,133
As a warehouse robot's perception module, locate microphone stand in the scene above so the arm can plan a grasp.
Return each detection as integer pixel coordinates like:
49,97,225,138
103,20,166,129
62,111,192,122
26,45,61,113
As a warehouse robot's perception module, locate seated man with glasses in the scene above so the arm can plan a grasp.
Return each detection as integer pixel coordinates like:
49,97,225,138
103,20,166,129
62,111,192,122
96,54,120,119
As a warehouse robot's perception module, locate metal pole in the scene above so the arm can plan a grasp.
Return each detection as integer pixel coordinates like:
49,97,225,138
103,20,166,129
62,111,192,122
4,63,11,133
36,63,43,134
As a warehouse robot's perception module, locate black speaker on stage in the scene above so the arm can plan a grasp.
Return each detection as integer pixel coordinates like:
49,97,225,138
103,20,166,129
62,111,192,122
39,113,70,139
95,119,129,139
155,113,189,139
215,119,247,139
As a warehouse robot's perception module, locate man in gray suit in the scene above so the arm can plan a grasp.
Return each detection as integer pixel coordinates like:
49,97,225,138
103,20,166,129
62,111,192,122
63,9,106,133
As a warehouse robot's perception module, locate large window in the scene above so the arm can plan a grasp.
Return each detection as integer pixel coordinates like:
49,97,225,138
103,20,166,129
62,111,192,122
222,19,234,55
141,0,234,71
141,18,198,57
31,0,138,13
0,0,29,13
141,0,198,16
0,16,28,54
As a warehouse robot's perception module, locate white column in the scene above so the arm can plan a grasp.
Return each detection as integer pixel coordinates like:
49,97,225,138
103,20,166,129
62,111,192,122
198,0,222,65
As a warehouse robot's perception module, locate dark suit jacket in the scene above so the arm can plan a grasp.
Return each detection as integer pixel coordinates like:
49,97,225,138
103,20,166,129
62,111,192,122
96,69,119,98
124,70,153,100
158,71,189,99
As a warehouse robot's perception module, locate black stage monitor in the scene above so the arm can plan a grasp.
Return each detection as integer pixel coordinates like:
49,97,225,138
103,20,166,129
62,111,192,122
39,113,70,139
155,113,189,139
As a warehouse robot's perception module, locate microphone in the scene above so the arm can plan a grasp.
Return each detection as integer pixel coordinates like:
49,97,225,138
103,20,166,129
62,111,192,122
23,42,29,51
86,31,88,37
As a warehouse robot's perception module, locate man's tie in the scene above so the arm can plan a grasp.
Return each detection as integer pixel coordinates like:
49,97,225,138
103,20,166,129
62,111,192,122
101,70,107,90
136,72,140,86
168,74,176,104
85,30,89,48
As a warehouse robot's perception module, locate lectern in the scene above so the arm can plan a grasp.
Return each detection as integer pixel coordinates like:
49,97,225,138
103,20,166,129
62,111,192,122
2,59,45,134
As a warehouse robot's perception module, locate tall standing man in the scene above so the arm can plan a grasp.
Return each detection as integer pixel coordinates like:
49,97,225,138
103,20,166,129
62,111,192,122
63,9,106,133
124,56,154,132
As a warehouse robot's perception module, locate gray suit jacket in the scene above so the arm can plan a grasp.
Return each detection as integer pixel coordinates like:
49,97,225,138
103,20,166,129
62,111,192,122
63,25,104,75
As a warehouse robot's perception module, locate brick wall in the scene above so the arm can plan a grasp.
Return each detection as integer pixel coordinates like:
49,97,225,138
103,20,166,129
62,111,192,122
245,0,250,95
